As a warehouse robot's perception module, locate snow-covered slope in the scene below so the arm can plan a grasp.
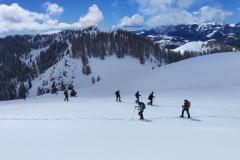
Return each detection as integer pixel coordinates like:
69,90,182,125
28,54,159,97
172,41,209,54
172,40,237,54
0,52,240,160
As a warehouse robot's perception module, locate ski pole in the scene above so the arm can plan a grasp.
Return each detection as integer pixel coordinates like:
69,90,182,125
132,107,136,119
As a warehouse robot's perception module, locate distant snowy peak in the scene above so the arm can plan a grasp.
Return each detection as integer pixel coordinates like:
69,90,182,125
133,22,240,49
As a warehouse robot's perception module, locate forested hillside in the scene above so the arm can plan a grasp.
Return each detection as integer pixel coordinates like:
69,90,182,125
0,27,237,101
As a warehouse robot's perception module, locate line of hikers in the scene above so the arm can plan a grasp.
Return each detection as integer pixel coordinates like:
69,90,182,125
64,89,191,120
116,90,191,120
115,90,155,105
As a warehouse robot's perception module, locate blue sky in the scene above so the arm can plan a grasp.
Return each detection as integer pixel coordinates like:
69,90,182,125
0,0,239,36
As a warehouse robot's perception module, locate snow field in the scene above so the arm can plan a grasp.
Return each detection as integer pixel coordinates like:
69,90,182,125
1,52,240,160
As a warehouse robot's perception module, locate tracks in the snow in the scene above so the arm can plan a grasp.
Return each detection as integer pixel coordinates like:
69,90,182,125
0,115,240,122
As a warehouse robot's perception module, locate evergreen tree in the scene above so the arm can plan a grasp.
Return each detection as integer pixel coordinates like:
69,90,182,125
60,80,66,91
37,86,42,96
51,81,57,94
92,76,95,84
18,82,27,100
28,79,32,89
97,76,101,81
82,66,86,75
85,65,92,75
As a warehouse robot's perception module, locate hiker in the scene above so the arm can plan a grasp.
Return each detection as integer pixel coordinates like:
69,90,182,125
136,101,145,119
70,89,77,97
115,90,121,102
180,99,191,118
135,91,141,103
148,92,155,105
64,90,69,101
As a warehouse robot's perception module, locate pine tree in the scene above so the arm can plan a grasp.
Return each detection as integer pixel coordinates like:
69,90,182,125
82,66,86,75
97,76,101,81
92,76,95,84
28,79,32,89
60,80,66,91
85,65,92,75
18,82,27,100
37,86,42,96
51,81,57,94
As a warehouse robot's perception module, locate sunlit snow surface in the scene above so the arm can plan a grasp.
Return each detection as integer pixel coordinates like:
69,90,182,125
1,52,240,160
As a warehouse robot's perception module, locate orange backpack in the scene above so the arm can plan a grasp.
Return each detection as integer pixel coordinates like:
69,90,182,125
188,100,191,108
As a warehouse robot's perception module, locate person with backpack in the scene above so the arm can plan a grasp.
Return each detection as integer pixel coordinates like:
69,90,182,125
148,92,155,105
70,89,77,97
135,101,145,119
115,90,121,102
64,90,69,101
135,91,141,103
180,99,191,118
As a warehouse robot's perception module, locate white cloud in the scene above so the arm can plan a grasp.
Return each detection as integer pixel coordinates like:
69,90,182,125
0,3,48,32
0,3,103,34
176,0,195,9
193,6,233,22
147,10,195,26
43,2,64,16
116,0,233,28
135,0,174,15
73,4,103,28
112,14,145,28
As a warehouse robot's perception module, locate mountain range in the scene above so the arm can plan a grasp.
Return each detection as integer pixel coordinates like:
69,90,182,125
132,22,240,49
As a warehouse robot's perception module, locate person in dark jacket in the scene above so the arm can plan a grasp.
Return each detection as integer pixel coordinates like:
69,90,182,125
136,101,145,119
135,91,141,103
115,90,121,102
180,99,190,118
70,89,77,97
147,92,155,105
64,90,69,101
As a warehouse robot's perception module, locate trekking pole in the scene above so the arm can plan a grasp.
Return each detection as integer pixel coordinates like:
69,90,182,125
132,107,136,119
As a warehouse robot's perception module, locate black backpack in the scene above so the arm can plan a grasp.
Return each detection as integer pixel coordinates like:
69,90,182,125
148,95,151,100
140,102,145,109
